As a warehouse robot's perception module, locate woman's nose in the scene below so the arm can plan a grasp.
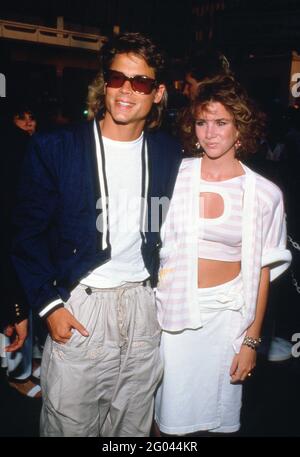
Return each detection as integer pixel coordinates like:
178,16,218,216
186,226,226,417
205,123,218,138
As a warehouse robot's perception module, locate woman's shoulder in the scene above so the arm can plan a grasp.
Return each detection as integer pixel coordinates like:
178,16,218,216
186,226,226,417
243,163,283,203
257,172,282,195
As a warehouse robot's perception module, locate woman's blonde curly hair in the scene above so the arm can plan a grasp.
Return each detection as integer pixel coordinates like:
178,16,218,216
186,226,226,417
87,32,168,131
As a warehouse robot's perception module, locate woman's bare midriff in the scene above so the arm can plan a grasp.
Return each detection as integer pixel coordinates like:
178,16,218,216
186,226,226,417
198,258,241,288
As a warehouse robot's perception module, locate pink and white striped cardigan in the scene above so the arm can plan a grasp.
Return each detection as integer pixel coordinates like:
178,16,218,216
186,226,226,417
156,157,292,352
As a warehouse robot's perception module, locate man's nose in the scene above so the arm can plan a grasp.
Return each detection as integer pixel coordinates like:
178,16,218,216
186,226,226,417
120,79,133,93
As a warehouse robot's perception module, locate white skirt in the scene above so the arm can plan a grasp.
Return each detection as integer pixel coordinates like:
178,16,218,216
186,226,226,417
155,273,244,435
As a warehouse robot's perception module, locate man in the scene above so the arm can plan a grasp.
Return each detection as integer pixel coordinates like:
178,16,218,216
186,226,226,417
183,49,232,101
12,32,182,437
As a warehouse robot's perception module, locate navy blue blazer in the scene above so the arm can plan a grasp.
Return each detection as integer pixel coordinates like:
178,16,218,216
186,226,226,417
12,120,182,314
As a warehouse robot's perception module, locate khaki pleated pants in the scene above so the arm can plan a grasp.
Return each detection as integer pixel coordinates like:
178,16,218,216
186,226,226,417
40,282,163,437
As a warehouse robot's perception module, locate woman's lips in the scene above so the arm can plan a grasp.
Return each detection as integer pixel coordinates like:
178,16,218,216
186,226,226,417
205,143,218,148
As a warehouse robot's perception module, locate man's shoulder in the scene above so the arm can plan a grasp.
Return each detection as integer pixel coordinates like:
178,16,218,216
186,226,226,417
33,120,91,147
28,122,94,169
146,129,182,155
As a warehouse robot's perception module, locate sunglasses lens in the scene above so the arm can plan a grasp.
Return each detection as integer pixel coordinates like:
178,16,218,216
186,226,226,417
106,71,125,88
132,76,154,94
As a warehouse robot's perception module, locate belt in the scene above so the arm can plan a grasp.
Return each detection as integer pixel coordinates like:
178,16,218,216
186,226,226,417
84,279,151,295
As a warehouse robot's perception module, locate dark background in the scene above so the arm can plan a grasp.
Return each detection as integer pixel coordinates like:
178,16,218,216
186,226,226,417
1,0,300,121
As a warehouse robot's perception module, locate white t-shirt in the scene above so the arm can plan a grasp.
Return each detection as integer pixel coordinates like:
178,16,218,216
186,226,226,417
81,133,149,288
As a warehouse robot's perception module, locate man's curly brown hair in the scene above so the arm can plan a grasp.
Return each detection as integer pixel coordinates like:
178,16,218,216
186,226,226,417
87,32,168,131
180,76,266,159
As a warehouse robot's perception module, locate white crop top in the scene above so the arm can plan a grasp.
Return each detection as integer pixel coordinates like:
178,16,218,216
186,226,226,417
198,175,245,261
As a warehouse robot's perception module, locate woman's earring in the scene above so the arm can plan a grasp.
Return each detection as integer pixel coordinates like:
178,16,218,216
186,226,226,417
195,142,204,156
235,139,242,157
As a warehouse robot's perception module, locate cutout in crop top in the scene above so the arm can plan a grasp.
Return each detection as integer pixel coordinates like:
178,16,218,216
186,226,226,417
198,175,245,262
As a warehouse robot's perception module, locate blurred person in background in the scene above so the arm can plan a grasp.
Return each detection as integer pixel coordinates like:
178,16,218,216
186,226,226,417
183,48,233,102
13,105,37,135
0,102,42,398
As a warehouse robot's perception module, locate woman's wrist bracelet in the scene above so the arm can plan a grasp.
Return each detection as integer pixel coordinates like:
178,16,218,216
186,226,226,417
242,336,262,351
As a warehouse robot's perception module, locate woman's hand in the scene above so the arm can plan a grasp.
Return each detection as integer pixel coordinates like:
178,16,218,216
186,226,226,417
229,345,257,383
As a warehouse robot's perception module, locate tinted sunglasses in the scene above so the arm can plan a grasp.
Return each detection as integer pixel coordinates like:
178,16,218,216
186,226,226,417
105,69,157,94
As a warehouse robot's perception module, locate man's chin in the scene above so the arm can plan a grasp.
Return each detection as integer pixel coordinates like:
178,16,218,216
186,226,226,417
111,115,146,126
113,119,130,125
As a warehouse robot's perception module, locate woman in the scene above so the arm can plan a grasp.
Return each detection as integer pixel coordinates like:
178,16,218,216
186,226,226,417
13,105,37,136
154,76,291,435
0,103,41,398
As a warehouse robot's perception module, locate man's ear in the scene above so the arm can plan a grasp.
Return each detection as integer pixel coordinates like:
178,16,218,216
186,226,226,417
154,84,166,104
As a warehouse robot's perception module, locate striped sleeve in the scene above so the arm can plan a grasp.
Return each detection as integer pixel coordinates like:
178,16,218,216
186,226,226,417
261,183,292,281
